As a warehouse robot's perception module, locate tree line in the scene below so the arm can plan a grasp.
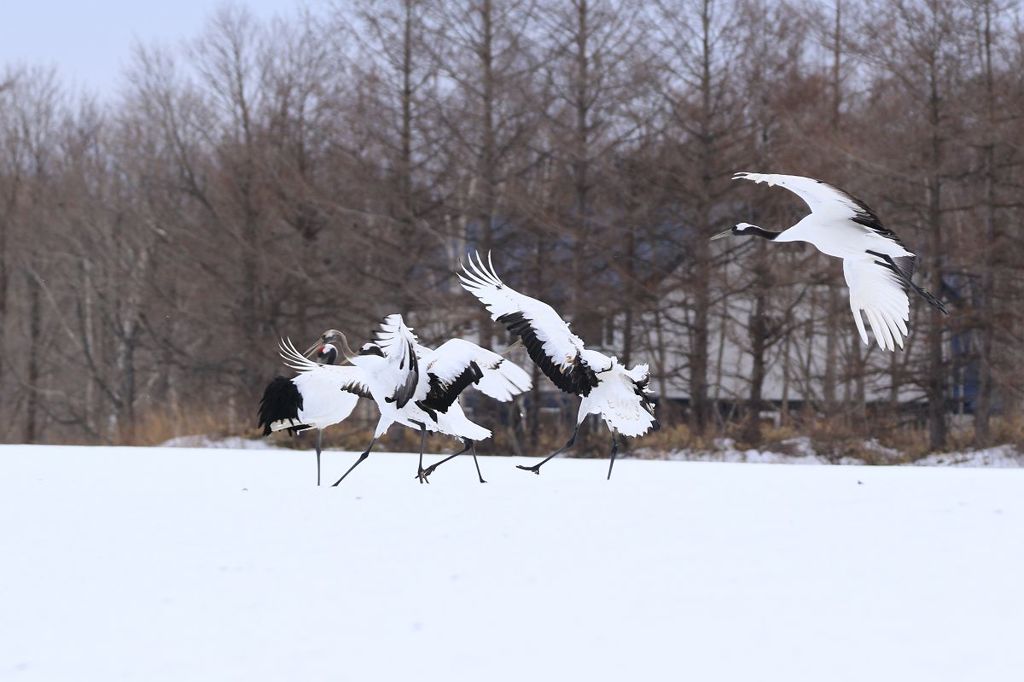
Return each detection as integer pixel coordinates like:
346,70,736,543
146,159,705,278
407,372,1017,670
1,0,1022,456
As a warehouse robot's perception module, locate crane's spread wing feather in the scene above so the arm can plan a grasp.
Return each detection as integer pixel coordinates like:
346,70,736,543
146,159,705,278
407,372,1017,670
842,257,911,351
418,360,483,415
866,250,948,315
459,252,599,396
475,353,532,402
278,338,372,399
733,171,905,247
417,338,533,414
371,315,420,408
586,363,659,438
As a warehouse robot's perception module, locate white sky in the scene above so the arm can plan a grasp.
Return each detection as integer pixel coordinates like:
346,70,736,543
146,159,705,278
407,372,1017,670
0,1,309,95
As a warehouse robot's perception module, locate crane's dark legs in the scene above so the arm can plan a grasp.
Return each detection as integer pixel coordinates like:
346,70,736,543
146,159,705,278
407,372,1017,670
417,440,471,479
415,440,487,483
315,430,323,487
470,442,486,484
416,425,430,484
607,432,619,480
331,438,376,486
517,425,579,475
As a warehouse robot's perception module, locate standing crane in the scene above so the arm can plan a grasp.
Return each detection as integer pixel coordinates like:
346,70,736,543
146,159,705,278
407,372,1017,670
257,331,369,486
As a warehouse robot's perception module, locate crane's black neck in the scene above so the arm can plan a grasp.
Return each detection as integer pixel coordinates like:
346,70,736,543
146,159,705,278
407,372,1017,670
318,346,338,365
742,224,780,241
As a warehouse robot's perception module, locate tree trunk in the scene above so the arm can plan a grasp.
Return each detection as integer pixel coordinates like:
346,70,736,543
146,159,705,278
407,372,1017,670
25,269,41,442
974,0,997,446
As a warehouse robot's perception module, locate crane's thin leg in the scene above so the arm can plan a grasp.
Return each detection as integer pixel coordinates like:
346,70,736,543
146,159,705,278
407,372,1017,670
516,426,579,476
607,432,619,481
416,426,430,484
331,438,376,487
315,430,323,487
470,441,487,484
417,440,472,480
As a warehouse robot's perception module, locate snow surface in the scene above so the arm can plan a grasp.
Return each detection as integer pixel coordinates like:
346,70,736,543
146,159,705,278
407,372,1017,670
162,434,1024,467
2,444,1023,681
650,437,1024,468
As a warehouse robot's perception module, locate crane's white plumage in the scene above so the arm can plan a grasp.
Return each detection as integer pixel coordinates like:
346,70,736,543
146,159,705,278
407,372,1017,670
459,252,658,478
257,338,368,436
729,172,947,351
734,173,897,237
843,258,910,352
370,314,421,408
277,339,371,421
475,356,532,402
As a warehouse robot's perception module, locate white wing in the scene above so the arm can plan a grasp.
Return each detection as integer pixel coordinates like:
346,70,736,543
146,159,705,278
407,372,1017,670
375,313,420,355
733,171,905,246
369,315,420,408
271,339,372,430
476,354,532,402
733,172,868,221
583,364,658,438
423,338,532,406
279,339,372,398
842,257,911,352
459,251,599,396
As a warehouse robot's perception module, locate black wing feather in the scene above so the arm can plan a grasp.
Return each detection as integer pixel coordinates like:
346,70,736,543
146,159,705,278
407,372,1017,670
631,374,659,429
417,361,484,415
388,339,419,408
820,180,907,247
496,311,599,396
866,250,948,314
341,381,373,400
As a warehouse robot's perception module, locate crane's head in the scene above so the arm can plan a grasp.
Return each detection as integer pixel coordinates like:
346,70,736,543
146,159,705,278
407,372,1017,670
711,223,780,241
710,223,757,240
357,342,385,358
303,329,356,365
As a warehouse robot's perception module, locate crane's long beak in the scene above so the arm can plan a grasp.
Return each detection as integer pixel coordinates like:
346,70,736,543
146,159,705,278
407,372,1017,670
302,341,321,359
710,228,733,241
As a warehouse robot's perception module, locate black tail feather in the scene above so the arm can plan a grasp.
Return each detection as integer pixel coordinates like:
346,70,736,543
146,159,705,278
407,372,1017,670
909,279,948,315
257,376,305,436
866,250,948,315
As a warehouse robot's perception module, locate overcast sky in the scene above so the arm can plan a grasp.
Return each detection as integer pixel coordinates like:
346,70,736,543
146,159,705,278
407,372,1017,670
0,1,305,95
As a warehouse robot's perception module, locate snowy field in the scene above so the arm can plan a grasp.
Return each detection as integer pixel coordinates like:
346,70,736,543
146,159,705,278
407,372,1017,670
2,445,1023,681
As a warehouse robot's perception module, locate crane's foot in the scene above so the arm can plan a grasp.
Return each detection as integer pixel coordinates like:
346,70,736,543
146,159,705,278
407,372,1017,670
415,466,432,484
516,464,542,475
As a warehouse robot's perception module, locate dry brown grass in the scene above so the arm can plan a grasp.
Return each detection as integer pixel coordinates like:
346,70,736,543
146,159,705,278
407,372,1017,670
121,403,1023,463
127,405,238,446
990,415,1024,449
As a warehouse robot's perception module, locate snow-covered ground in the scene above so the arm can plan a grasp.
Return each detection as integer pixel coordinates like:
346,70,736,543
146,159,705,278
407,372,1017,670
652,437,1024,467
2,444,1023,681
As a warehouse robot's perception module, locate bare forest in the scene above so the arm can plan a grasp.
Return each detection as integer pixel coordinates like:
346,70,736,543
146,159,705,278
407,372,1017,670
2,0,1023,458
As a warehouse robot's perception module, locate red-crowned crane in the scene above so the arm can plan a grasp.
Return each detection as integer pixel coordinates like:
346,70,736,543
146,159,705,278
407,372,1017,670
717,172,948,351
257,331,370,486
459,252,658,479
